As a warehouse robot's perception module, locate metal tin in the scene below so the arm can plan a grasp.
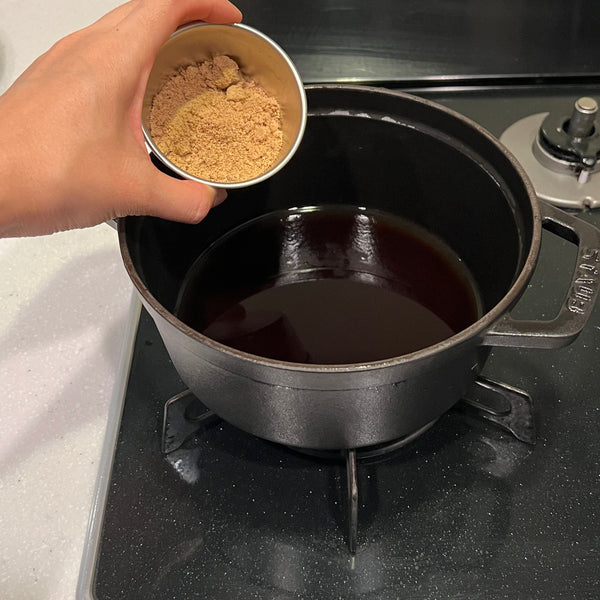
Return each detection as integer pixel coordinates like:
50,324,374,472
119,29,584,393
141,23,307,188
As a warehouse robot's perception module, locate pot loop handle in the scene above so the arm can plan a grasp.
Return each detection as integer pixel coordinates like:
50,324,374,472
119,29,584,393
483,201,600,349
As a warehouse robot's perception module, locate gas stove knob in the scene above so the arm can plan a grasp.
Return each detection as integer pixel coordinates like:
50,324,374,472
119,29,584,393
566,96,598,139
499,98,600,209
535,96,600,181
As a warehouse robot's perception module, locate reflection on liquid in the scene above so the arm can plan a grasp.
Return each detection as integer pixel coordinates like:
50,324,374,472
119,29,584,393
350,209,379,264
278,211,305,273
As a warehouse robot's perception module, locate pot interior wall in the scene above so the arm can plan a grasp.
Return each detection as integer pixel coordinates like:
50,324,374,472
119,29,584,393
124,87,533,324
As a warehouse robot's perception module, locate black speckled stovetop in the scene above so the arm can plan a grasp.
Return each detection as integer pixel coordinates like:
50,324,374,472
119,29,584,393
90,89,600,600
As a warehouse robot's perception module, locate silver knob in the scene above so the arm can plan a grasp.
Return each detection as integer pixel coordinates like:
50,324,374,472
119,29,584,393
567,97,598,138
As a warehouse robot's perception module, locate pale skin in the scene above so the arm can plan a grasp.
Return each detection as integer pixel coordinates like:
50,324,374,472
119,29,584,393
0,0,243,238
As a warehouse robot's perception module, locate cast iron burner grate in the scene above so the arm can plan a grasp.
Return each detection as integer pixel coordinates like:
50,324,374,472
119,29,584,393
161,375,534,554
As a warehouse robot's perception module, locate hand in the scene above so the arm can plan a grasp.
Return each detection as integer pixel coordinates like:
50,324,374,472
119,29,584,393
0,0,243,237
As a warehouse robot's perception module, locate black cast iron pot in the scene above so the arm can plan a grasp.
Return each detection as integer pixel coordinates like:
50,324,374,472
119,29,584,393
119,85,600,449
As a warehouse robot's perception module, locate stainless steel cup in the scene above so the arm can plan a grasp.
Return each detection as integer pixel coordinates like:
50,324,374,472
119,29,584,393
141,22,307,188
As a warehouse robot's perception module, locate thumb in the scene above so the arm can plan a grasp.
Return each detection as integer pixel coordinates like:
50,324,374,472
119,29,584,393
137,168,227,223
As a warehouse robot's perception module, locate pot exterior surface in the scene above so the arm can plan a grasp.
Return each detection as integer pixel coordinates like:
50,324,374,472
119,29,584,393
149,302,486,448
121,85,539,448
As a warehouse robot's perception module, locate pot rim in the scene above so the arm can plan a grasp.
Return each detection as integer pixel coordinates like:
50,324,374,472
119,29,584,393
120,84,542,372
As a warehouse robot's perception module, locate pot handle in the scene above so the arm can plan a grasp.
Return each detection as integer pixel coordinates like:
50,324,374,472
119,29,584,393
482,201,600,349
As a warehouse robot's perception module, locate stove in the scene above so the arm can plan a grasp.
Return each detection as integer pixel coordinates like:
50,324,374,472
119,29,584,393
78,3,600,598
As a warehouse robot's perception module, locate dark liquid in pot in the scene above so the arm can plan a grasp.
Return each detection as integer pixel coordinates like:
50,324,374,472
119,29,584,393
175,206,483,364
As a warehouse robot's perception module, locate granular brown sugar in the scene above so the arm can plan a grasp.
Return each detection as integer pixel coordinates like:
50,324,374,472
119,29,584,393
149,55,283,183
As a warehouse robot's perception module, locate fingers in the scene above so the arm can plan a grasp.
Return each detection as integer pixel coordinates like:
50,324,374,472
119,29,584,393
98,0,242,31
125,0,243,54
181,0,243,24
137,168,228,223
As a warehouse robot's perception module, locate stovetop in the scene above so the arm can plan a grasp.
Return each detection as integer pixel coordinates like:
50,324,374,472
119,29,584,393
78,87,600,599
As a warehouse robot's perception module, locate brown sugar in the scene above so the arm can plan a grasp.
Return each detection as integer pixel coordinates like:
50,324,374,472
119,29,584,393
149,55,283,183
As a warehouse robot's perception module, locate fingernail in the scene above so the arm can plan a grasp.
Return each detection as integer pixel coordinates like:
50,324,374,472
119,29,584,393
212,188,228,207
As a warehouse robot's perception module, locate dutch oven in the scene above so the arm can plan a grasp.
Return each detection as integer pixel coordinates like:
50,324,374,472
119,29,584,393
119,85,600,449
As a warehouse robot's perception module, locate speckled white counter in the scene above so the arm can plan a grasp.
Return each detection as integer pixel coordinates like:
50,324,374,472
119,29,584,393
0,2,134,599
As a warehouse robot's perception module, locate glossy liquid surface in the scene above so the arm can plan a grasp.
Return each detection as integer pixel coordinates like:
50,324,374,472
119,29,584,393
176,207,482,364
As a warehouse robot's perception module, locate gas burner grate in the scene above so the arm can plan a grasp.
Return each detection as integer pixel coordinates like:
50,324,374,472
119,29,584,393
161,389,220,455
290,418,440,463
161,375,534,554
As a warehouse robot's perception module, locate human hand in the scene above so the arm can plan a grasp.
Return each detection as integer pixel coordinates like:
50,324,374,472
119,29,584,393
0,0,242,237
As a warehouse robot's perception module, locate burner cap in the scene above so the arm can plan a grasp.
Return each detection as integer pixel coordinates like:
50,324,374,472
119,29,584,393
537,97,600,176
500,97,600,209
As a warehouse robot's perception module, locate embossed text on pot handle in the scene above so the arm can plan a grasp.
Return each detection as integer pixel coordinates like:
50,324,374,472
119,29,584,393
483,201,600,349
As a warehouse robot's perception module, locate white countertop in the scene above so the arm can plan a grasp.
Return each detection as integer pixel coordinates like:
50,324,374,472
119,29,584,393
0,2,135,598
